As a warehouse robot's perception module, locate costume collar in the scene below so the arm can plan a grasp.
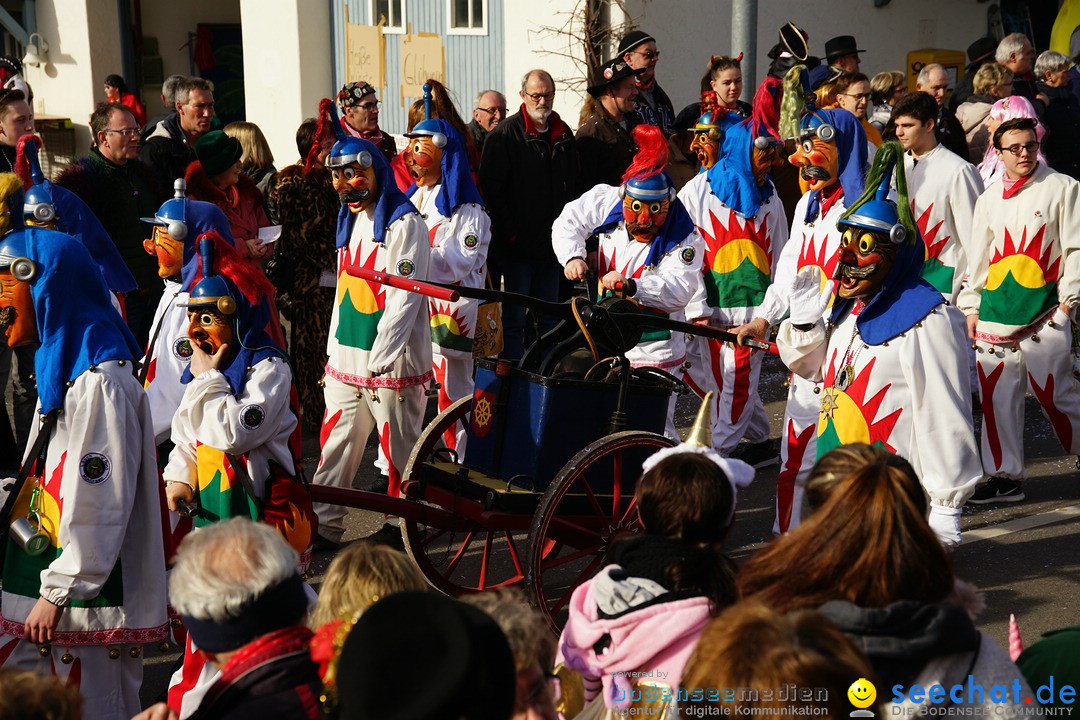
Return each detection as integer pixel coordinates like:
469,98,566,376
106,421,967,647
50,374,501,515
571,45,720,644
1002,165,1037,199
594,184,695,268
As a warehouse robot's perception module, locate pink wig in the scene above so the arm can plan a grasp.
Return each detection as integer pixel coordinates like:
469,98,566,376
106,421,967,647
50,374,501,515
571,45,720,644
978,95,1046,185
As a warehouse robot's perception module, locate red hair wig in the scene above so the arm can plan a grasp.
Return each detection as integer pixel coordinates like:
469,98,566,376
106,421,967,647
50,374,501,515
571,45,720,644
621,124,668,185
191,231,276,306
304,97,337,175
14,134,42,188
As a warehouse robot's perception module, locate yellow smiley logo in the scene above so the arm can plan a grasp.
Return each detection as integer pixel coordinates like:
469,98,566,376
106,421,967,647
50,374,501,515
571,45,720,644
848,678,877,709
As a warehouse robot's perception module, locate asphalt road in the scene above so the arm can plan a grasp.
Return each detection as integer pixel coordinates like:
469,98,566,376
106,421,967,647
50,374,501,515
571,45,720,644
138,351,1080,707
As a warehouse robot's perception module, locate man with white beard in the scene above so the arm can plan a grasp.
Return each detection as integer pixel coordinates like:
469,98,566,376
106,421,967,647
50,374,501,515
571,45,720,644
479,69,580,360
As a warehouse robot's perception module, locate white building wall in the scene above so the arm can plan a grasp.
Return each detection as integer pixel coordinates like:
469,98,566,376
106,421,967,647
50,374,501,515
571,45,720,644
623,0,987,117
240,0,332,168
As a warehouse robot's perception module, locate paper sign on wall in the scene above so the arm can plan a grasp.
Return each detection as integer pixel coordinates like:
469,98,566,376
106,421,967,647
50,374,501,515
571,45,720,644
400,32,445,104
346,22,385,89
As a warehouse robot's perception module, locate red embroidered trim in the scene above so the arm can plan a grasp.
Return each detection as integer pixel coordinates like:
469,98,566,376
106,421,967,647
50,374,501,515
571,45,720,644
0,615,168,645
324,364,434,389
974,307,1056,345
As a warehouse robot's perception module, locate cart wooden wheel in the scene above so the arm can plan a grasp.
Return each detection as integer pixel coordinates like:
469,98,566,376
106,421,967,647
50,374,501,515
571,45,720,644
400,396,531,595
525,430,676,633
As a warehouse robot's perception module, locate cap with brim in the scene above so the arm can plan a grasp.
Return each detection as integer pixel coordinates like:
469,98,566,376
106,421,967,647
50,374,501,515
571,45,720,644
617,30,656,56
587,58,647,98
966,37,997,68
824,35,865,60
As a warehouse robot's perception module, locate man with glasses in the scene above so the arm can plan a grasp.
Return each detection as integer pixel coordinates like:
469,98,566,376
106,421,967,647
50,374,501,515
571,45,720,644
468,89,506,154
618,30,674,136
141,75,215,191
959,117,1080,505
479,70,578,361
338,80,396,162
58,102,166,347
834,72,882,148
915,63,969,159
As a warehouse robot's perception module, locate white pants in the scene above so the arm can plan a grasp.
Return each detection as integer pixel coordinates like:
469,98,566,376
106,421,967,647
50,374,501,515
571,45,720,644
0,635,143,720
432,348,474,455
975,307,1080,479
775,372,821,534
683,334,770,452
311,375,426,542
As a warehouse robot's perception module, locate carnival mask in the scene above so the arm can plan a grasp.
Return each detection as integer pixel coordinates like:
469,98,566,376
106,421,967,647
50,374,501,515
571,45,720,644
331,162,379,214
143,225,184,278
789,133,839,195
404,136,443,189
835,226,897,299
186,306,236,358
0,268,37,347
690,129,720,170
622,196,670,244
751,142,786,187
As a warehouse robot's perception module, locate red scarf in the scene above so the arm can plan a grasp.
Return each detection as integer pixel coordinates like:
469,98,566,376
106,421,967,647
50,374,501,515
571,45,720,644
1002,166,1036,199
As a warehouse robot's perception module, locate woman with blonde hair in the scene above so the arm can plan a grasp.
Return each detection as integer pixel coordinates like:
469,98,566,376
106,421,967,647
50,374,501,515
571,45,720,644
868,70,906,130
955,64,1015,162
309,543,427,627
224,120,278,199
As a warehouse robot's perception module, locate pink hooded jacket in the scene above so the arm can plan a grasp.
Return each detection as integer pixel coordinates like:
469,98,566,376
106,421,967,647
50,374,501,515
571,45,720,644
556,565,713,712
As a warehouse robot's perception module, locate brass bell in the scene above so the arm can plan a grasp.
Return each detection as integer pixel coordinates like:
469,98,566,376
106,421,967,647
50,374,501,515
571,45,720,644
129,646,141,658
61,652,74,664
158,641,172,652
812,386,820,395
171,617,183,628
1032,334,1041,343
38,644,50,657
316,378,325,388
108,647,121,659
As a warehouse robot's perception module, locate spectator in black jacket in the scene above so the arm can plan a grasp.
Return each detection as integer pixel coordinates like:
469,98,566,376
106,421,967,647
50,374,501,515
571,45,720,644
479,69,579,361
915,63,969,159
576,58,644,190
1034,50,1080,180
997,33,1043,115
619,30,675,135
140,75,215,191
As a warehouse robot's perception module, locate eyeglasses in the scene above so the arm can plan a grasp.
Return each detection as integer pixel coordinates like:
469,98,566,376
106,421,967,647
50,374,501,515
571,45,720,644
634,50,661,60
103,127,141,138
1000,142,1039,156
356,100,380,111
523,91,555,102
842,92,871,101
476,106,507,116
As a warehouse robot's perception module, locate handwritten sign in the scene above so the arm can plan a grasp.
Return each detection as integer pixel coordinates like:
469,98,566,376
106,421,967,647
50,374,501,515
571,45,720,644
400,32,445,102
346,22,385,89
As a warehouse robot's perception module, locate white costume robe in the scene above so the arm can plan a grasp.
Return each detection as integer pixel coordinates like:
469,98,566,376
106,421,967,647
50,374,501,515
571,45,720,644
143,278,192,444
0,361,167,720
957,164,1080,479
903,145,984,302
311,207,432,543
678,172,789,452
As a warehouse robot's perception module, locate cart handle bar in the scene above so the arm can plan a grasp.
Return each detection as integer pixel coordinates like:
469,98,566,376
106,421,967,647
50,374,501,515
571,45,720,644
346,265,460,302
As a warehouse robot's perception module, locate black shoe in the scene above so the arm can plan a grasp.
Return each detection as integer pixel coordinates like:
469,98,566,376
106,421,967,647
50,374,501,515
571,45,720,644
314,534,344,551
363,523,405,551
361,474,390,494
730,438,779,469
967,476,1025,505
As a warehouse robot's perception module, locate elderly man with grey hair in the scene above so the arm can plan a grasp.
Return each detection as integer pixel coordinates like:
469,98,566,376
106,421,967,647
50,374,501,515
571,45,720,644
915,63,969,158
468,88,507,154
479,69,579,360
136,518,321,720
141,73,187,142
1034,50,1080,179
996,32,1042,113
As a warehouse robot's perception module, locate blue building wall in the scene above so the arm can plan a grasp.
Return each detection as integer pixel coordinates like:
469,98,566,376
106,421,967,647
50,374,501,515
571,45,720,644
330,0,504,136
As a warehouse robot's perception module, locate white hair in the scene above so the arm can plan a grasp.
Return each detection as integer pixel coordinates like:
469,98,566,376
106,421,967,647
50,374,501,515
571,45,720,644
1034,50,1070,79
995,33,1030,64
169,517,298,622
161,74,187,106
520,69,555,92
474,89,505,109
916,63,945,88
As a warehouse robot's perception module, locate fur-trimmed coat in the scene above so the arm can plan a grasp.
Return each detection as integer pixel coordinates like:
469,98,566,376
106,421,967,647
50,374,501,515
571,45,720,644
184,161,271,264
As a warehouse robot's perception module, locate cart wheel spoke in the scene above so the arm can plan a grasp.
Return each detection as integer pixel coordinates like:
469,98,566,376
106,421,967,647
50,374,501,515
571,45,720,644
538,542,604,571
445,531,478,575
503,531,525,577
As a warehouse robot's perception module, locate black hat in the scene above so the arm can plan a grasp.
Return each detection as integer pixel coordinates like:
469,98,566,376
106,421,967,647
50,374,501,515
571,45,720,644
336,591,515,720
825,35,865,61
617,30,656,56
966,37,997,68
587,57,647,98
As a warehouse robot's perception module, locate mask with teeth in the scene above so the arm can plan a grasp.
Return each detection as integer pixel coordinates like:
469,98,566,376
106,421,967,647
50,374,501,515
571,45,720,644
835,225,897,299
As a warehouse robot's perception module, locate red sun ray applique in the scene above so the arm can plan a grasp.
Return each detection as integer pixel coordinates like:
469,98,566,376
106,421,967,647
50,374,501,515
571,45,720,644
796,230,840,282
820,354,902,452
915,203,949,262
600,245,646,279
697,208,774,270
991,225,1060,281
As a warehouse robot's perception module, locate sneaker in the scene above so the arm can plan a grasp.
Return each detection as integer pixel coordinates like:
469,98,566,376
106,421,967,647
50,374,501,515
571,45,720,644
967,476,1025,505
730,438,780,469
363,522,406,551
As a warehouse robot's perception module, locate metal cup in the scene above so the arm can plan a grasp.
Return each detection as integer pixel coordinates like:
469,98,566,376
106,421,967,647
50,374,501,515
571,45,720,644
10,515,50,556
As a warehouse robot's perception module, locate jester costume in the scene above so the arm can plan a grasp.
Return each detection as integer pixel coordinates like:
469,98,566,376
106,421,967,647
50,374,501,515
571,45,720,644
552,125,705,438
957,162,1080,488
311,135,431,546
0,222,166,720
164,234,314,719
679,115,789,453
404,114,491,453
756,106,868,533
777,142,981,547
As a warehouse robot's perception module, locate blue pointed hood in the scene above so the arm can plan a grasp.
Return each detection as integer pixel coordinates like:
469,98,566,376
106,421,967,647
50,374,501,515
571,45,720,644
706,116,774,218
331,136,416,249
405,119,483,218
45,181,138,293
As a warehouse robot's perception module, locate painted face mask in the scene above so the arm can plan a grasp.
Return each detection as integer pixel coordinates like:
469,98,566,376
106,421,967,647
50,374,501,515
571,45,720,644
789,121,840,195
331,161,379,214
403,135,444,189
143,225,184,278
622,195,671,244
835,225,897,299
186,306,236,357
751,140,787,187
0,268,36,347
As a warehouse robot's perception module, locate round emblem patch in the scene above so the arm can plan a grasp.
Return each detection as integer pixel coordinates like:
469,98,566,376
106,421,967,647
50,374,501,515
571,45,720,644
397,259,415,277
173,337,193,361
463,234,479,249
680,246,696,265
603,67,614,80
240,404,265,431
80,453,111,485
